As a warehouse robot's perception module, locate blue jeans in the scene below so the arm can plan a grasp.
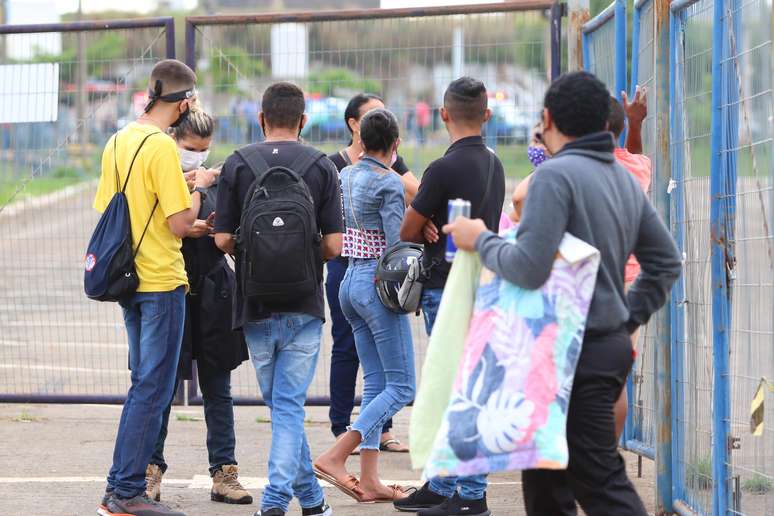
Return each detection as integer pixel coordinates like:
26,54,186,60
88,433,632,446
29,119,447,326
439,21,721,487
107,287,186,499
326,258,392,437
151,359,236,475
421,288,488,501
243,313,324,513
340,259,416,450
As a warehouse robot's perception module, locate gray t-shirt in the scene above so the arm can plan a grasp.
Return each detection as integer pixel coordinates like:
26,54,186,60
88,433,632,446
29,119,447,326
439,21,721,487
475,132,681,333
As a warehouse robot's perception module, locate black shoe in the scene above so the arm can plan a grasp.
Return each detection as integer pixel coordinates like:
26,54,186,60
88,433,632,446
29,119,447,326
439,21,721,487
418,493,491,516
394,482,448,512
302,501,332,516
253,509,285,516
102,493,186,516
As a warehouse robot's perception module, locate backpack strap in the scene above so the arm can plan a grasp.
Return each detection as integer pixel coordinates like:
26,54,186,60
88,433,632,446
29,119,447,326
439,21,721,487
478,151,496,227
235,144,271,183
112,130,161,258
289,146,325,178
120,131,161,193
133,198,159,259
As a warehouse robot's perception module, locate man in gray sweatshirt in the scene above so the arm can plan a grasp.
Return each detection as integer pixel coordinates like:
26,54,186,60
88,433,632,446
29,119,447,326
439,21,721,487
444,71,681,515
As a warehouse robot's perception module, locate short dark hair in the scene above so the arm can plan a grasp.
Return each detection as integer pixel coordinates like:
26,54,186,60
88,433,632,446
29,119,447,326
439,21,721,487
345,93,384,135
360,108,399,154
608,96,626,138
149,59,196,97
261,82,306,129
443,77,488,124
544,71,610,137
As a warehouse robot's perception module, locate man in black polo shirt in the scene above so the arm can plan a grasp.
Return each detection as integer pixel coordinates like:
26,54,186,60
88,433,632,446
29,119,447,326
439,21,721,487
214,82,342,516
398,77,505,516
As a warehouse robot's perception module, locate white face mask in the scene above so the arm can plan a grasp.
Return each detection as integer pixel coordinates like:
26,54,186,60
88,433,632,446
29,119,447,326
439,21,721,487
178,148,210,172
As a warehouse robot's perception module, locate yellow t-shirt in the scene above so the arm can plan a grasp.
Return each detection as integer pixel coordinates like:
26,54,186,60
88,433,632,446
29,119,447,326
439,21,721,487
94,122,192,292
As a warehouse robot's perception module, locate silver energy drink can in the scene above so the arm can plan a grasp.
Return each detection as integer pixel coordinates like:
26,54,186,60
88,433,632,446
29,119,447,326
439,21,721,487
446,198,472,262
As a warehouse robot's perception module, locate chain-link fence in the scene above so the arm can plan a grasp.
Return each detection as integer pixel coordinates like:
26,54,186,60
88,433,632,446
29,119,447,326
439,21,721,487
0,19,175,402
722,0,774,512
183,2,562,403
670,0,716,512
625,0,658,461
582,0,626,96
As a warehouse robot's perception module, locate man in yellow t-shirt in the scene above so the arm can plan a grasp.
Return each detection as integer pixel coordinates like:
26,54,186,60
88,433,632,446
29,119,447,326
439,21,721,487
94,59,213,516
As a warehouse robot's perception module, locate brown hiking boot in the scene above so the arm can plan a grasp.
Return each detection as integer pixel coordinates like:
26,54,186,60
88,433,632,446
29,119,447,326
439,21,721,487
145,464,163,502
211,464,253,504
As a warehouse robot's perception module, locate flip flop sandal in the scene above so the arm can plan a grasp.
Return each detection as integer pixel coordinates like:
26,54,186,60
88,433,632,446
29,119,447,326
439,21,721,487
312,465,372,504
362,485,415,503
380,438,410,453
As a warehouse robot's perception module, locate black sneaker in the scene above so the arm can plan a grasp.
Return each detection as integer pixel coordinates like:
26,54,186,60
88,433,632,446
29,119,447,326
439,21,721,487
302,501,332,516
253,509,285,516
394,482,448,512
102,494,186,516
418,493,491,516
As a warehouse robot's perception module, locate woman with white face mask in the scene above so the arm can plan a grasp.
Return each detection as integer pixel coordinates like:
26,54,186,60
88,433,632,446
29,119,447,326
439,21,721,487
141,108,253,507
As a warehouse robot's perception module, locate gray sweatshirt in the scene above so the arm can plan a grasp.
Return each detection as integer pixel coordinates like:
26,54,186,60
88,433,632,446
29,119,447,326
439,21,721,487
475,132,681,333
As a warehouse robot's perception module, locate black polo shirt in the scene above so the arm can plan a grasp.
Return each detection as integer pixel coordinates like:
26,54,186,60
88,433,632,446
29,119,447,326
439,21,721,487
215,141,343,327
411,135,506,289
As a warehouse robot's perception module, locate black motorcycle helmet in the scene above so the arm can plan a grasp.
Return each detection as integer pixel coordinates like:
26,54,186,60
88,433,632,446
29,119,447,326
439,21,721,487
375,242,424,313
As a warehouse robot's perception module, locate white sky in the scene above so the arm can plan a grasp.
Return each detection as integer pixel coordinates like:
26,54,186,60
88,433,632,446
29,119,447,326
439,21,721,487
7,0,196,22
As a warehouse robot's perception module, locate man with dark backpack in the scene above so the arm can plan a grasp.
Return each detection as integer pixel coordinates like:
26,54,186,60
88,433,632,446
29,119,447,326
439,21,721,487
214,82,343,516
91,59,213,516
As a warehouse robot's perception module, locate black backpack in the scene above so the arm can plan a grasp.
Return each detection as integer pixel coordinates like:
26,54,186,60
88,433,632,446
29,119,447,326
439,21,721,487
84,133,158,302
234,144,324,303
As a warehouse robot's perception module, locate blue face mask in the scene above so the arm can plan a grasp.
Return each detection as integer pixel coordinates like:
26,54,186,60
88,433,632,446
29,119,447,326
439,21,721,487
527,146,548,168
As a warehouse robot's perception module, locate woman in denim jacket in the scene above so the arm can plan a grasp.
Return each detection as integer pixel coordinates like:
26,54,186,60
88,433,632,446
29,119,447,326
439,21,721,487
314,109,415,503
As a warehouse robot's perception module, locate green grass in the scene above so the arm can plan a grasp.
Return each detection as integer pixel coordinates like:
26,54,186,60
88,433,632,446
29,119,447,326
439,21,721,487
742,473,774,495
12,410,42,423
0,166,90,207
175,413,202,422
208,142,532,180
688,455,713,491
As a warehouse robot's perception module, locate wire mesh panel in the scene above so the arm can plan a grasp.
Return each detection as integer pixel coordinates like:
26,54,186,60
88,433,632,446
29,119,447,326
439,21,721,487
0,21,173,401
626,0,659,458
187,4,555,402
722,0,774,512
671,0,716,512
583,3,617,93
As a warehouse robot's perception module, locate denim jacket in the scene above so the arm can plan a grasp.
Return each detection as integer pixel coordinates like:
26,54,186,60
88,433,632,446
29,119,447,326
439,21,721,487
340,156,405,247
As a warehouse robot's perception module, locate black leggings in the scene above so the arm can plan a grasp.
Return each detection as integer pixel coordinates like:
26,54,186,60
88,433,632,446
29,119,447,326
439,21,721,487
522,329,647,516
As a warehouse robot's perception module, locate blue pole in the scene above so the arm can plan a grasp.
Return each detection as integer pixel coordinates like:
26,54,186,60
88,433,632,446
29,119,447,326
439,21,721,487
630,3,642,97
669,6,686,509
582,31,591,71
614,0,627,147
710,0,731,511
622,0,644,448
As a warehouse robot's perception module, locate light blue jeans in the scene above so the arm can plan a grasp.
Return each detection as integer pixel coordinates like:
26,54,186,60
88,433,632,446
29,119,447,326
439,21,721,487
422,288,488,501
243,313,325,513
340,259,416,450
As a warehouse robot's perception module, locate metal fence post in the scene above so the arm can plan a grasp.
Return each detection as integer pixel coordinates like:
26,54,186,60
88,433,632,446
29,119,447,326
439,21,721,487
165,17,176,59
549,1,564,80
652,0,674,511
668,7,687,510
710,0,731,511
614,0,627,147
185,19,196,70
567,0,590,70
